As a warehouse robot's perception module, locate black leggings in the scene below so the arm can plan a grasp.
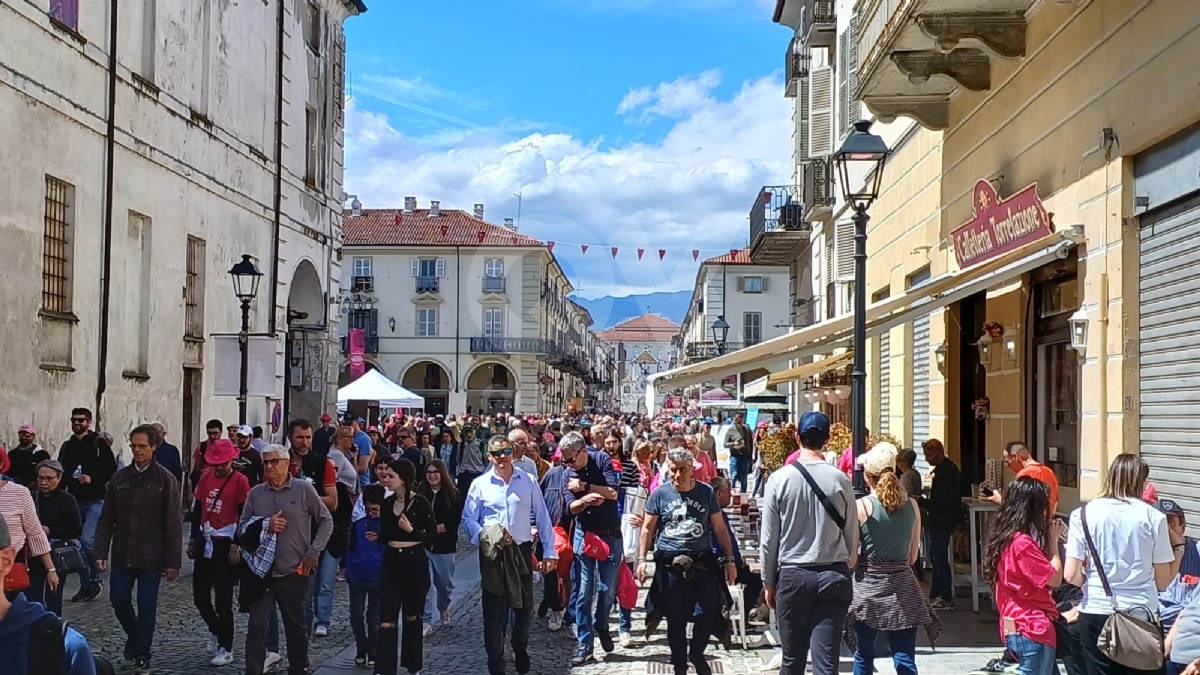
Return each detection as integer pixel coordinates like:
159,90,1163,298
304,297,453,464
376,546,431,675
193,539,237,650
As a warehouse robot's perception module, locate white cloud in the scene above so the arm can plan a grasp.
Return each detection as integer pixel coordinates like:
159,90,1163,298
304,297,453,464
344,70,794,319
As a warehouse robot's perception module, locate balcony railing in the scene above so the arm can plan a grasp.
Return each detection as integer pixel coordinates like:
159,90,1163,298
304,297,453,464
482,277,506,293
784,37,810,98
684,341,747,363
470,337,556,355
803,0,836,47
340,335,379,354
416,277,439,293
802,157,836,219
750,185,809,246
351,275,374,292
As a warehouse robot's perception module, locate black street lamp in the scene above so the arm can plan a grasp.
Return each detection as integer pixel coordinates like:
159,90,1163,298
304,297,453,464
834,119,891,496
711,316,730,355
229,254,263,425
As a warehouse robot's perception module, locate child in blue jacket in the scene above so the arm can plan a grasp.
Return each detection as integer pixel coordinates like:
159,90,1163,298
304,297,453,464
346,484,386,668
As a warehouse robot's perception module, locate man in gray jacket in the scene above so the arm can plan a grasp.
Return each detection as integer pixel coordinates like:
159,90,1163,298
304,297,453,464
240,444,333,675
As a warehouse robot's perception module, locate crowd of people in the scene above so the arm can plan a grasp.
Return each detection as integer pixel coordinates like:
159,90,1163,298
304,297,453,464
1,405,1199,675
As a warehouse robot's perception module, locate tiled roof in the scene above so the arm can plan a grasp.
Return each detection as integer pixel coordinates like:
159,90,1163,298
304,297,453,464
595,313,680,343
343,208,546,248
702,248,754,265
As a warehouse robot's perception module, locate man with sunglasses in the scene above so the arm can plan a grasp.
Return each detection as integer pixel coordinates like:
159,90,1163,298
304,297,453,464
462,436,559,675
59,407,117,603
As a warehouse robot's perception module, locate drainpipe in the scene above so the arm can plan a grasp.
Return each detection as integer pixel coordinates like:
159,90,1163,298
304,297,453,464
454,246,461,392
1098,272,1110,480
268,0,285,336
95,0,120,426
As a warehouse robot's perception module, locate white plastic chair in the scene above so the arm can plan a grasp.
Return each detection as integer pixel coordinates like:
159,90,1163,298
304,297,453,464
727,583,748,649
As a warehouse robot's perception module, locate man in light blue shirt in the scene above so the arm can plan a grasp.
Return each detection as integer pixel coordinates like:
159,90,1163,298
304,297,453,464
463,436,558,675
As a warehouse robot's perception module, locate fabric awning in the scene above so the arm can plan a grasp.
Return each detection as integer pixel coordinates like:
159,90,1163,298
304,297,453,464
652,227,1083,393
766,350,855,386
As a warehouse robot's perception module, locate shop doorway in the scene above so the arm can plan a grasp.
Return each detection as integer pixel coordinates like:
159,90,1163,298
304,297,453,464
1032,271,1080,503
957,292,987,486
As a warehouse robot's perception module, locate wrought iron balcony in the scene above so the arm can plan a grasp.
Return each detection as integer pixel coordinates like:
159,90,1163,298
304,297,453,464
351,275,374,292
749,185,812,266
340,335,379,354
784,37,810,98
684,341,746,364
802,157,836,222
470,337,555,355
482,277,506,293
416,277,439,293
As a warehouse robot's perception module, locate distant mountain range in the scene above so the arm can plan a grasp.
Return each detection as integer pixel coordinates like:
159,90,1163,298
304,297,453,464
573,291,691,329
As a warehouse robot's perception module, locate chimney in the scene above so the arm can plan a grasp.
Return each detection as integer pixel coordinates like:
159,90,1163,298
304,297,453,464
403,196,417,213
429,200,441,218
473,203,485,220
350,196,362,217
504,218,515,230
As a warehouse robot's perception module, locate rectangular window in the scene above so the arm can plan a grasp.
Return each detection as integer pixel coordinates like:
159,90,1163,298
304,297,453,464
742,276,764,294
484,258,504,277
305,106,318,188
127,212,153,374
306,2,322,54
417,307,438,337
140,0,157,80
744,312,762,346
484,308,503,338
185,237,205,338
42,176,75,315
352,257,372,277
419,259,439,277
348,308,377,336
48,0,79,30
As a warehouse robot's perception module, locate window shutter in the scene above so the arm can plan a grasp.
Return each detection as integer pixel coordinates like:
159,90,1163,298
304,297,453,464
835,219,856,280
436,258,446,278
332,31,346,127
808,66,834,157
796,72,810,163
825,236,834,284
847,14,861,127
761,276,770,292
368,308,379,337
838,30,850,139
736,276,745,292
410,258,419,277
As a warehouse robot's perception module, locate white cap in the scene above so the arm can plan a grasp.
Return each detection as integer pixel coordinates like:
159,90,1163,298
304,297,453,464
237,425,253,437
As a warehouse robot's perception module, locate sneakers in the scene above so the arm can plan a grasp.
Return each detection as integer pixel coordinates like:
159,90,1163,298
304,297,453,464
355,652,367,668
210,648,234,667
440,609,452,628
515,649,531,674
423,623,435,637
570,646,596,667
619,631,634,648
123,638,136,663
263,651,284,672
313,624,329,638
72,582,102,603
206,634,220,656
366,653,376,669
133,657,151,675
597,629,615,653
570,623,579,639
547,610,564,632
930,598,957,611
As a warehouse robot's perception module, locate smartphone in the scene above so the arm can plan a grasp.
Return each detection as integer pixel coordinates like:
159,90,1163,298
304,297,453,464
981,486,995,498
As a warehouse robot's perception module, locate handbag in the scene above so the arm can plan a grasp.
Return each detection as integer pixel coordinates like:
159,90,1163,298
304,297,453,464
582,531,611,561
50,541,87,576
616,560,639,610
5,549,30,592
1080,504,1165,670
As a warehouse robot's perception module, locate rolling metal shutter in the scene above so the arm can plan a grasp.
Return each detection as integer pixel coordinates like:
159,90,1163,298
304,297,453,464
879,332,891,435
1139,195,1200,520
911,314,931,473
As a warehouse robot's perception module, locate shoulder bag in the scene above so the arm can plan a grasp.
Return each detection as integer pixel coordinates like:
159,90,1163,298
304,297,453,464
1080,504,1164,670
790,460,846,530
32,491,88,576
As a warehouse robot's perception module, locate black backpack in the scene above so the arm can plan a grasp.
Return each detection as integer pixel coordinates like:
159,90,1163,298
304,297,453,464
28,613,115,675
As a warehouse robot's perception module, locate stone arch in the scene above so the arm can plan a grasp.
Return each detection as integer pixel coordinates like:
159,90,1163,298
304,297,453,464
401,360,451,416
465,361,518,415
286,259,327,423
338,359,380,388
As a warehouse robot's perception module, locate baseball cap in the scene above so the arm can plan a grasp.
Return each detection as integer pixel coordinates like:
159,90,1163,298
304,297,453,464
237,425,253,437
18,424,35,434
320,413,332,422
1158,499,1186,520
861,442,898,477
799,410,830,435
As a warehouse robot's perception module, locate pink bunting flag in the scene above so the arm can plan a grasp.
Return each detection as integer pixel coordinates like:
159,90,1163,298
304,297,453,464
611,247,619,259
637,249,645,260
477,231,486,243
512,235,519,245
440,225,448,238
658,249,666,260
547,241,555,252
394,214,403,225
692,250,700,261
581,244,589,255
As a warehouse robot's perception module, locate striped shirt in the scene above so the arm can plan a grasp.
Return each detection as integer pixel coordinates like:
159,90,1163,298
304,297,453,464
0,481,51,556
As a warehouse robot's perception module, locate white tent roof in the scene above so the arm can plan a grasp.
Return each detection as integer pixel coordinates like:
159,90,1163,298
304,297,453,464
337,369,425,409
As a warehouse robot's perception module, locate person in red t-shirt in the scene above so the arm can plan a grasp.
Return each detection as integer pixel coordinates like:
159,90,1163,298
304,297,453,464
982,477,1065,675
986,441,1060,516
187,439,251,665
190,420,225,498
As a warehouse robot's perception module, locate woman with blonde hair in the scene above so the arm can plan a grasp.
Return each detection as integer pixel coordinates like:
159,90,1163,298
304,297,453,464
844,442,939,675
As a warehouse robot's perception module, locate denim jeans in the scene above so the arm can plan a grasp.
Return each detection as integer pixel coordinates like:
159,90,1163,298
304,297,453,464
775,563,853,675
1005,633,1057,675
663,564,717,675
108,566,162,660
267,607,280,654
728,455,751,493
308,549,340,631
618,562,635,634
853,623,917,675
348,582,379,657
246,575,310,675
193,540,237,650
572,529,623,653
28,563,63,616
927,526,954,602
423,552,456,623
77,499,104,588
481,543,534,675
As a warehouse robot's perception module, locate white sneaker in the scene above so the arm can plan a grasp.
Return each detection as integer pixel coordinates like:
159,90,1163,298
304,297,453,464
440,609,452,628
619,631,634,648
206,634,219,655
313,624,329,638
570,623,578,639
263,652,283,672
210,648,234,667
547,610,563,632
423,623,435,637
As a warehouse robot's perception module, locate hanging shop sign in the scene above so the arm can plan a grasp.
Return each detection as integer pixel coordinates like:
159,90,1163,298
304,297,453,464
952,180,1054,269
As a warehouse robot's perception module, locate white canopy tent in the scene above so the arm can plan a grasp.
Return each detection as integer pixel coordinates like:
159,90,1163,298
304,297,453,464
337,369,425,411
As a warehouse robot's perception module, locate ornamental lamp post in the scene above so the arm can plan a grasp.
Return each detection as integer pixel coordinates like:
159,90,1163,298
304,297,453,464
229,254,263,425
711,316,730,356
834,119,891,496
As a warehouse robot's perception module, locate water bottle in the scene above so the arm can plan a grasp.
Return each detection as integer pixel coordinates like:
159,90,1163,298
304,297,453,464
73,465,82,479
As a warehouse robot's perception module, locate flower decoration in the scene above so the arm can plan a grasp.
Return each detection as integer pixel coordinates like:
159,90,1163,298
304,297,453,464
760,423,799,471
827,422,853,454
983,321,1005,339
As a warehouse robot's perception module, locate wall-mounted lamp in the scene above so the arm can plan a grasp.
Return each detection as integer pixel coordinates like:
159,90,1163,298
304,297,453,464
1069,309,1089,357
833,385,851,400
388,316,396,332
1003,331,1018,367
934,342,949,375
977,334,994,369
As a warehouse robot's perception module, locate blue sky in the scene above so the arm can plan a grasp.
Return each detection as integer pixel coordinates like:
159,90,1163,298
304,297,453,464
343,0,794,300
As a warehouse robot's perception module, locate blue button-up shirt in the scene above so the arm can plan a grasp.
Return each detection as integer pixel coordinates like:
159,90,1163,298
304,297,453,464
463,467,558,559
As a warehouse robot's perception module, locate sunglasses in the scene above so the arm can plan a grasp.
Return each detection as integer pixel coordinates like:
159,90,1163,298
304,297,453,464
489,447,514,458
70,418,88,424
263,458,286,467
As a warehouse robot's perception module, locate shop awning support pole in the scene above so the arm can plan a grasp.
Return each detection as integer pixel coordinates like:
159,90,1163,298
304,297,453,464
851,205,870,497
